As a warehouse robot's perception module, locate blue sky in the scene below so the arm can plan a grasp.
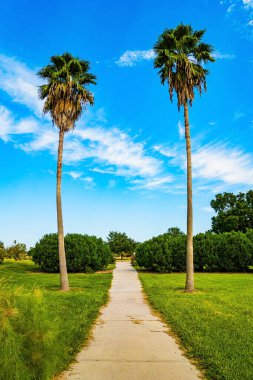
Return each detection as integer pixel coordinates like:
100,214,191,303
0,0,253,247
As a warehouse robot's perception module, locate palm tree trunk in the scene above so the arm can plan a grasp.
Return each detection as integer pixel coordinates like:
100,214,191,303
184,102,194,292
57,128,70,291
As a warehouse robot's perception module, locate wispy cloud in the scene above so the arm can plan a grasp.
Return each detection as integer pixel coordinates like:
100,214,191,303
0,54,42,116
156,140,253,187
115,49,155,67
115,48,235,67
65,171,83,180
213,51,236,60
0,55,167,190
221,0,253,38
131,175,174,191
177,120,185,139
243,0,253,9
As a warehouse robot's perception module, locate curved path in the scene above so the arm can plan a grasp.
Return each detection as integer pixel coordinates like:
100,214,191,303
60,261,202,380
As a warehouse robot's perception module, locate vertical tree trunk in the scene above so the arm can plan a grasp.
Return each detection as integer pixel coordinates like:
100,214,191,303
57,128,70,291
184,102,194,292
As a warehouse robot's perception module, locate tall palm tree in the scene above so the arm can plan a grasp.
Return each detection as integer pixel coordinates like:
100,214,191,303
38,53,96,291
154,24,214,292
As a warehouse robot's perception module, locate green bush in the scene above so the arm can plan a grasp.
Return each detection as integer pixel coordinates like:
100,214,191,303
136,231,253,273
169,235,187,272
0,242,5,264
246,228,253,244
32,233,113,273
214,232,253,272
135,235,172,272
194,232,253,272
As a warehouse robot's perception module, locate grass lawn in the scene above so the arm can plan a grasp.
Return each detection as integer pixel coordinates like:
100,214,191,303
0,260,112,380
139,272,253,380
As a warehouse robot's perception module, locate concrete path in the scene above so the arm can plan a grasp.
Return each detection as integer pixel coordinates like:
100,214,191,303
60,261,202,380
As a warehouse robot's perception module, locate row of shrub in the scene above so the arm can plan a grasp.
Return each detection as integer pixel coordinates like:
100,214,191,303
135,229,253,273
31,233,114,273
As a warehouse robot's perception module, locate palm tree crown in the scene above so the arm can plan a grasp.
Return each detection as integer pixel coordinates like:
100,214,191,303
38,52,96,130
154,24,215,109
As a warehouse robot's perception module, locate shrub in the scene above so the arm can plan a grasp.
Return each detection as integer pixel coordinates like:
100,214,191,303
136,230,253,273
194,231,253,272
32,233,112,273
169,234,187,272
0,241,5,264
246,228,253,244
135,235,172,272
214,232,253,272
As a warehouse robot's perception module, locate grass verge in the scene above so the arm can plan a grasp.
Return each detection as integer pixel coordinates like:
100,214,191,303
139,272,253,380
0,260,112,380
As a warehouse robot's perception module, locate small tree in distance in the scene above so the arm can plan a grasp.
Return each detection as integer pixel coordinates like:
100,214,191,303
167,227,185,236
107,231,136,259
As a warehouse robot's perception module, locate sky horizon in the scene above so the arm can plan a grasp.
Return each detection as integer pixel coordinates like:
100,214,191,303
0,0,253,248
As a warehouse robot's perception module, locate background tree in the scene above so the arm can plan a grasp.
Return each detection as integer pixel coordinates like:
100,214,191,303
211,190,253,233
5,240,27,261
107,231,136,259
38,53,96,291
0,241,5,264
154,24,214,292
167,227,185,236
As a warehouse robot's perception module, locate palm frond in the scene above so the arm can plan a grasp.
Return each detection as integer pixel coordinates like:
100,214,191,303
38,53,96,131
154,23,214,109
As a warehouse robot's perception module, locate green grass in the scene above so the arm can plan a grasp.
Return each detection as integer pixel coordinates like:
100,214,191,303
139,272,253,380
0,260,112,380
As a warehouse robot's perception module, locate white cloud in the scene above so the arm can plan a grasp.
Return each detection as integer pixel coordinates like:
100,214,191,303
155,140,253,187
221,0,253,38
192,143,253,185
153,144,178,158
213,51,236,60
0,54,43,116
131,175,174,190
0,105,40,142
177,120,185,139
243,0,253,9
115,49,156,67
74,127,161,177
65,171,83,180
19,129,58,153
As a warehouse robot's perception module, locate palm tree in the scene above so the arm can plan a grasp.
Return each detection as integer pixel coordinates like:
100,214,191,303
38,53,96,291
154,24,214,292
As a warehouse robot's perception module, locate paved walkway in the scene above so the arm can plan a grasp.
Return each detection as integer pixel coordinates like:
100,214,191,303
60,261,202,380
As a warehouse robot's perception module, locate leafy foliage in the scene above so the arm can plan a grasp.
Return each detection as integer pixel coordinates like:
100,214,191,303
154,23,215,109
136,234,172,272
38,52,96,132
0,241,5,264
211,190,253,233
5,241,28,261
32,233,113,273
136,230,253,272
107,231,136,258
